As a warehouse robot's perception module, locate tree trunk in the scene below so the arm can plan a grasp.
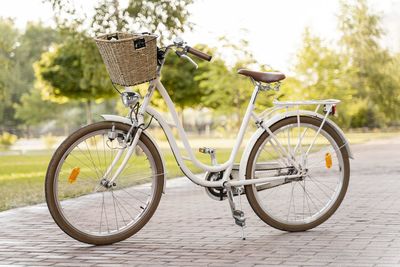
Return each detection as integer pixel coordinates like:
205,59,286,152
85,100,93,124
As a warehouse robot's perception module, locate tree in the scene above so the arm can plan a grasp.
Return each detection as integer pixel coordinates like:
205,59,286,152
13,89,62,136
14,22,60,94
338,0,400,126
42,0,195,124
291,29,355,127
0,18,19,132
160,48,208,123
289,0,400,128
47,0,194,43
196,39,273,130
124,0,193,42
198,63,253,130
35,31,116,124
0,19,59,133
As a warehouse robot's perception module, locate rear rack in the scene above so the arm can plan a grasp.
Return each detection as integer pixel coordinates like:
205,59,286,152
273,99,340,107
258,98,340,120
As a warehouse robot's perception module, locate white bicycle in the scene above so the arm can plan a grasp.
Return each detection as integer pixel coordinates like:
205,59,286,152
45,37,352,245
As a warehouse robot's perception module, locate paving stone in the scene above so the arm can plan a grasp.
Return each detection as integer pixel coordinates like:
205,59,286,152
1,137,400,266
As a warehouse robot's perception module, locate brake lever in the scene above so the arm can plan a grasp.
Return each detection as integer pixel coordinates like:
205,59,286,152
175,50,198,69
181,54,198,69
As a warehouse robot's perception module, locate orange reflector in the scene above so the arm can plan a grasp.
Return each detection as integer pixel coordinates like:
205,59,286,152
68,167,80,184
325,153,332,169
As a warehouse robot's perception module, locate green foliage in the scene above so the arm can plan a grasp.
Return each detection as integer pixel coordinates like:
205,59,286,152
291,29,355,127
125,0,193,42
47,0,193,43
13,89,61,126
14,22,60,91
0,19,58,131
338,0,400,126
161,51,204,110
41,0,194,123
35,31,116,123
0,18,19,129
1,0,399,136
0,132,17,150
92,0,129,33
198,65,253,129
290,0,400,128
36,32,114,101
195,39,275,129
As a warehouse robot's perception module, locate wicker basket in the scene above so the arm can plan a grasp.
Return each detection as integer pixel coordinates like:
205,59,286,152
95,32,158,86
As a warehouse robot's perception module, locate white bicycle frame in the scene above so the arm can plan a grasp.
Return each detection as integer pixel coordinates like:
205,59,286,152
102,45,353,190
102,79,353,189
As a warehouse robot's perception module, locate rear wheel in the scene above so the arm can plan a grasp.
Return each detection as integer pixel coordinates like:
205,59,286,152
45,121,164,245
245,116,350,232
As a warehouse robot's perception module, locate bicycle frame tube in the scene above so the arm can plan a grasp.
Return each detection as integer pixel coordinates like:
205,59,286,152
107,80,302,188
146,78,259,184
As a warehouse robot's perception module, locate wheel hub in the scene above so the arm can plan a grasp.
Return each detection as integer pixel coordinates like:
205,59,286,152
100,178,116,189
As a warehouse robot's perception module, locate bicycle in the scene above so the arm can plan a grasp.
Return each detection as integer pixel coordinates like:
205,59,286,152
45,36,353,245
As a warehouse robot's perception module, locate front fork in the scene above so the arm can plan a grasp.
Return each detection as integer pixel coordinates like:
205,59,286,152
102,81,156,186
103,126,143,185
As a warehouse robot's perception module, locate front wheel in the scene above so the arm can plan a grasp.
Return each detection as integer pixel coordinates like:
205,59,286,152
245,116,350,232
45,121,164,245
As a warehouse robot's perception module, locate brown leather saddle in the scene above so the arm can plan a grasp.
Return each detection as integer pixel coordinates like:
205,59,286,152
237,69,285,83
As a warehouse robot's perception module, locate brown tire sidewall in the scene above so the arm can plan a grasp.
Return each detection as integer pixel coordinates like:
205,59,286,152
45,121,164,245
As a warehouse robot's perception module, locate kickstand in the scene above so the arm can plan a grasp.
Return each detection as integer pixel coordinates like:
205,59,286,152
226,186,247,240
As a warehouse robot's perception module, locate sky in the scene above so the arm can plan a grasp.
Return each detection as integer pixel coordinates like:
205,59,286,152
1,0,399,72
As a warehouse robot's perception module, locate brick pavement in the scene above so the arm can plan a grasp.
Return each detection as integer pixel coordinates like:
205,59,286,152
0,137,400,266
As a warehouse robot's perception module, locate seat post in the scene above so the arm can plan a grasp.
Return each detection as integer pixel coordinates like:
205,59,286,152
250,79,261,104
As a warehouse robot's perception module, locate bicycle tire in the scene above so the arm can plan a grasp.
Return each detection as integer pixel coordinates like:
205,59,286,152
45,121,164,245
245,116,350,232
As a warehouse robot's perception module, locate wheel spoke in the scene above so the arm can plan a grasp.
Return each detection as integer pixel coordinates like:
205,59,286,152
48,124,163,242
248,119,347,228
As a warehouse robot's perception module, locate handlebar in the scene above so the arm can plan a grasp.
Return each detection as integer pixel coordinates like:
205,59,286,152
186,46,212,62
161,38,213,69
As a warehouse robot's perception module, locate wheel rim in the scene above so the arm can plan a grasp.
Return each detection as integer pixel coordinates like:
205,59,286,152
252,122,345,226
53,128,159,237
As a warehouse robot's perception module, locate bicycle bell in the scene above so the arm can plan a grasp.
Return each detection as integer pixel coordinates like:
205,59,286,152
173,37,184,46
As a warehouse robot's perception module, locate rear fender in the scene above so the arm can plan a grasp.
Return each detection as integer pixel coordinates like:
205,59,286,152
238,110,353,181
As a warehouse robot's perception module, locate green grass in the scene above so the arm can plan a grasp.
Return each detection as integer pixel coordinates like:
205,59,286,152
0,148,236,211
0,130,398,211
0,152,51,211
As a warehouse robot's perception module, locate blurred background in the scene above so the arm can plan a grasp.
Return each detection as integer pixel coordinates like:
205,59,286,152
0,0,399,211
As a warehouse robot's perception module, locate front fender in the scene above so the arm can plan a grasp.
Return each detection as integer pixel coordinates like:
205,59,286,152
100,114,167,192
238,110,354,181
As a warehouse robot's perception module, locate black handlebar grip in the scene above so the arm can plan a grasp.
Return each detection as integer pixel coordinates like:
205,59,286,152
187,47,212,61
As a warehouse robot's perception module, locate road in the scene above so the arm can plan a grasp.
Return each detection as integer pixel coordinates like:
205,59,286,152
0,137,400,266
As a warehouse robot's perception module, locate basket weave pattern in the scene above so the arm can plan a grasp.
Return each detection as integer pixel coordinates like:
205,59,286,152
95,33,157,86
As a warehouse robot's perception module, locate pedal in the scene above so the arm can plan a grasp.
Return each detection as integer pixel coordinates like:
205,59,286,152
233,210,246,227
199,147,215,154
199,147,217,165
